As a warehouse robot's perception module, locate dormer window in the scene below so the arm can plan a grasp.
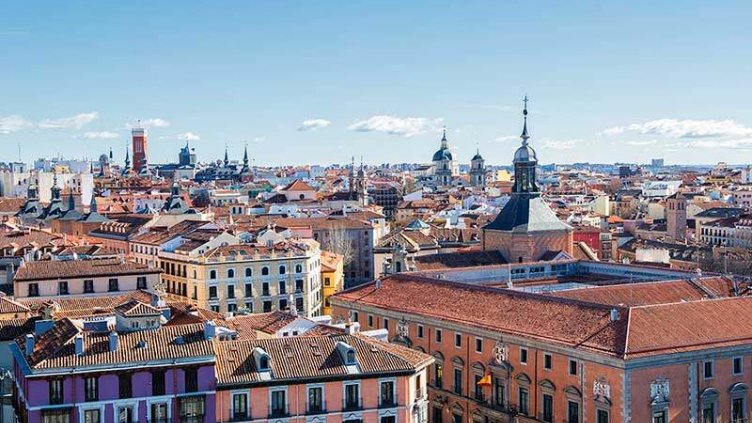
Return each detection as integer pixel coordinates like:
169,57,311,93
259,355,269,370
346,350,356,364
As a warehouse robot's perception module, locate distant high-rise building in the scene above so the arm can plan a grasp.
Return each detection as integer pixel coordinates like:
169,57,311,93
652,158,665,167
132,125,148,173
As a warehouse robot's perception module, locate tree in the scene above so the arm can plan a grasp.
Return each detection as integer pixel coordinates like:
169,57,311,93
320,223,355,268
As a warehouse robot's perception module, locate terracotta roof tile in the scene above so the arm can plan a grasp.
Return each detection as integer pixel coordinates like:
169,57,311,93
14,258,161,282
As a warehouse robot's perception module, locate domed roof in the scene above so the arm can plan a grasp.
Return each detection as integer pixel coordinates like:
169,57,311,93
514,144,537,162
433,148,453,162
98,154,109,164
472,151,483,161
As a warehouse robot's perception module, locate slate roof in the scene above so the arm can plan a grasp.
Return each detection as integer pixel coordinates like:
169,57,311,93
484,193,572,232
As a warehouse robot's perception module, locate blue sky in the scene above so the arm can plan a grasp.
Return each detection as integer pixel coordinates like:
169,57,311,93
1,1,751,166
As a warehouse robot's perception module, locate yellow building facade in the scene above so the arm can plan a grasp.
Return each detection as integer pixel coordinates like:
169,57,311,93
320,250,344,315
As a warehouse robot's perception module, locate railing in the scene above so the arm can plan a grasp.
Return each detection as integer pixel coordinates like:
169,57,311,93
269,404,290,418
343,397,363,411
379,398,397,408
305,401,327,415
228,410,250,422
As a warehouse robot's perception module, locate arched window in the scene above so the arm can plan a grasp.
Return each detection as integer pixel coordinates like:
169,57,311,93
295,264,302,273
209,270,217,280
279,265,286,275
227,269,235,278
245,268,252,277
262,267,269,276
259,356,269,370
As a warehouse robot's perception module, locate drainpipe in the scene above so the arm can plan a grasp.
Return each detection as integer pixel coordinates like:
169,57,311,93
533,351,539,419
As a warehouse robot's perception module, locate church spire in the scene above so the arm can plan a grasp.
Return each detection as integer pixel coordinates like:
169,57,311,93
440,126,449,149
521,95,530,146
224,145,229,167
243,142,249,169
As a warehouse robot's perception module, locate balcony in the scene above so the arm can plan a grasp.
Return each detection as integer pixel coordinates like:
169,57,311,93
379,398,397,409
268,405,290,419
343,397,363,411
305,401,327,415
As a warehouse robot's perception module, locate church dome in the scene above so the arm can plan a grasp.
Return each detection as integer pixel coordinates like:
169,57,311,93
514,144,537,162
433,148,453,162
98,154,109,164
472,151,483,161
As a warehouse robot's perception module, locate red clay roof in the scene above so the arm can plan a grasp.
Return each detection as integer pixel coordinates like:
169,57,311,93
14,258,161,281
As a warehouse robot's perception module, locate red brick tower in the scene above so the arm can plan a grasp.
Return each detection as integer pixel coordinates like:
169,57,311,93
132,123,147,173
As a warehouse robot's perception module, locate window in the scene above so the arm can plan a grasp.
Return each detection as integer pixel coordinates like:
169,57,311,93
518,387,529,415
733,397,745,422
381,417,396,423
42,409,72,423
308,386,324,414
433,406,443,423
185,368,198,392
232,393,248,420
49,379,64,404
245,268,252,277
544,353,553,370
228,303,237,313
542,394,553,422
569,359,578,376
84,376,98,401
83,409,100,423
350,311,359,322
344,384,360,410
209,286,218,299
493,376,505,406
118,373,132,399
227,285,235,299
324,277,331,286
83,279,94,293
734,357,743,375
58,281,69,295
29,283,39,297
179,396,205,422
295,279,303,292
381,381,395,406
434,363,443,388
475,337,483,353
368,315,374,327
520,347,528,364
703,360,714,379
295,264,302,273
245,283,253,297
152,370,166,396
108,278,119,292
702,402,715,423
150,403,168,423
279,265,286,275
567,401,579,423
455,333,462,348
271,390,287,417
384,318,389,330
210,270,217,280
453,368,462,395
117,406,134,423
262,282,270,296
279,298,288,311
244,302,253,312
262,266,269,276
279,281,286,294
227,268,235,278
263,300,272,312
597,409,610,423
474,374,484,401
137,276,147,289
436,329,442,342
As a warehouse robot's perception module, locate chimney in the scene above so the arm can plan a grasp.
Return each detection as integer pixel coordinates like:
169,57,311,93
74,334,84,356
25,334,34,356
375,278,382,289
204,321,216,340
345,321,360,335
34,319,55,336
108,332,119,351
609,308,619,322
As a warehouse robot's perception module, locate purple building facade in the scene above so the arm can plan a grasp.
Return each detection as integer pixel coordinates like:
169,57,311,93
10,302,218,423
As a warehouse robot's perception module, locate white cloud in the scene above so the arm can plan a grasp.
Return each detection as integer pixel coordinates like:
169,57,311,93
298,119,331,131
81,131,119,139
39,112,98,129
602,119,752,139
624,140,658,146
179,132,200,141
0,115,33,134
348,115,443,137
129,118,170,129
495,135,518,143
542,139,581,150
668,138,752,149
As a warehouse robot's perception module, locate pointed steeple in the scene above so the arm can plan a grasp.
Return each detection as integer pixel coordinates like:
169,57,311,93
223,145,229,167
124,147,130,169
440,126,449,149
521,95,530,146
90,194,98,214
109,147,113,161
67,191,75,211
243,142,249,169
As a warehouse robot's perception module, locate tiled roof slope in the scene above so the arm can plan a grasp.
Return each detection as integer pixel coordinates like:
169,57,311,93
17,319,214,370
215,333,432,386
333,274,628,356
546,279,721,306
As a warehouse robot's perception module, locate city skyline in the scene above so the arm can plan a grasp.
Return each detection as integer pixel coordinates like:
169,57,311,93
2,1,751,166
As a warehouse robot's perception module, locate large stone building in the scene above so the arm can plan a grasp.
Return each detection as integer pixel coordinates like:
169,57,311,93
482,99,573,262
432,129,458,187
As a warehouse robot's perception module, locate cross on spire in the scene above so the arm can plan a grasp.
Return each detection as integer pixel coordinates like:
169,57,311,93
521,95,530,146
